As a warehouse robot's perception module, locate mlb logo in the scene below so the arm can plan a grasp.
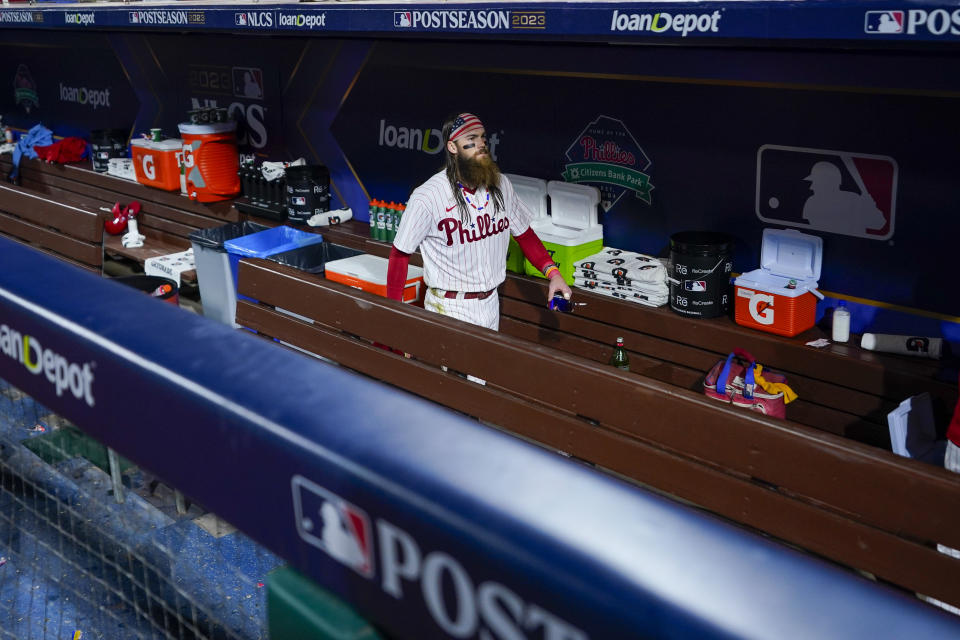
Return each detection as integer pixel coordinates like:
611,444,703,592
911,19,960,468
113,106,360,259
235,12,247,26
684,280,706,292
292,196,306,206
292,476,374,578
755,144,897,240
129,12,139,23
232,66,264,100
864,10,903,34
394,12,412,27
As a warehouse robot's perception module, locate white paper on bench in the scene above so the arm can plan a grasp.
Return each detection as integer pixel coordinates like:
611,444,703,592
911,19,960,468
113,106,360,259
887,392,946,464
145,248,195,288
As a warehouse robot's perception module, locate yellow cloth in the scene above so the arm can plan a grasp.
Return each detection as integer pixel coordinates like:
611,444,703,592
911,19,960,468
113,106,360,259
754,364,798,404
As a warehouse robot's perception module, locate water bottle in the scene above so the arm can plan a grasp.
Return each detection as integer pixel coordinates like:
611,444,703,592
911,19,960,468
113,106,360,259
832,300,851,343
548,294,584,313
385,201,396,242
369,199,378,238
609,337,630,371
861,333,943,359
376,201,387,241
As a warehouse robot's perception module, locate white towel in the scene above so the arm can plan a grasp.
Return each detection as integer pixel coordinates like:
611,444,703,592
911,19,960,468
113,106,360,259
573,247,666,285
574,277,669,308
573,268,668,295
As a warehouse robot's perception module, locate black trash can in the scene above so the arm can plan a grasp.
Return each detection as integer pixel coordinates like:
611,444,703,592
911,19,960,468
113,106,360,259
284,164,330,225
90,128,128,173
668,231,734,318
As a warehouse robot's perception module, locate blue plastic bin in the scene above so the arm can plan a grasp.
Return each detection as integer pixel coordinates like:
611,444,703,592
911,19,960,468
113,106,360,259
223,226,323,302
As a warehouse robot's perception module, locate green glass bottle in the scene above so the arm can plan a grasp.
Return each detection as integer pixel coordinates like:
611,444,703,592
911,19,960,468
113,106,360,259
609,337,630,371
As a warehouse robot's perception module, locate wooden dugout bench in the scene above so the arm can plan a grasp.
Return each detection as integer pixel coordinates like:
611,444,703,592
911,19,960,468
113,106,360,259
232,217,960,610
319,220,960,444
0,167,105,274
0,155,240,282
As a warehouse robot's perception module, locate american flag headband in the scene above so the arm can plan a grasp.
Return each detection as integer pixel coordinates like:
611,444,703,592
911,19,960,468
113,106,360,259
448,113,484,142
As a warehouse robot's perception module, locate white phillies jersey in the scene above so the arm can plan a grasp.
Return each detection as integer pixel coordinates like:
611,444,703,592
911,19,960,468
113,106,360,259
394,171,533,292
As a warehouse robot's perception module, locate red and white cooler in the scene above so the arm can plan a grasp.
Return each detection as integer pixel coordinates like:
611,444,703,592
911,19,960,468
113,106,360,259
131,138,183,191
734,228,823,337
325,254,424,305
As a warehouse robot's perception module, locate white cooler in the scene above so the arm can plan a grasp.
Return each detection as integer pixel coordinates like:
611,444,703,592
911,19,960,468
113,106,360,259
504,174,548,274
523,181,603,284
325,254,424,304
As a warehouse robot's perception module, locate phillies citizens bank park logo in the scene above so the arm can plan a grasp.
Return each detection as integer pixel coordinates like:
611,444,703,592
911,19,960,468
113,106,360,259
562,116,653,212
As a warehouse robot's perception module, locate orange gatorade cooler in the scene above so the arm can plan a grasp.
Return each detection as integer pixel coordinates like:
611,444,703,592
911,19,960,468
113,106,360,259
734,228,823,337
178,121,241,202
325,254,424,305
130,138,183,191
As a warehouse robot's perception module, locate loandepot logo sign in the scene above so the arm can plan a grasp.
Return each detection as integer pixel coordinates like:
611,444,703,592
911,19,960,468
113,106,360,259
562,115,653,212
64,12,96,26
278,12,327,29
610,9,722,36
59,82,111,110
377,118,501,161
0,323,95,407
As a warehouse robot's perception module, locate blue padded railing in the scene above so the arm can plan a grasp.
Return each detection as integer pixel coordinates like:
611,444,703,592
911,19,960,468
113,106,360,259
0,236,957,639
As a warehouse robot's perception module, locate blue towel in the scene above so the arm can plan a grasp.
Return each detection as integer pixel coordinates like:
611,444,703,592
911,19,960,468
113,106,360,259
10,124,53,180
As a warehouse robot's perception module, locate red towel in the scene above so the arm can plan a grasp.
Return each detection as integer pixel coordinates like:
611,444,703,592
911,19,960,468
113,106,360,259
34,137,89,164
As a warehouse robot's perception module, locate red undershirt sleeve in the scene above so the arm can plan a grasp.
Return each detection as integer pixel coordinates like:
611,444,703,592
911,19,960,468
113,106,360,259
514,227,555,274
387,246,411,301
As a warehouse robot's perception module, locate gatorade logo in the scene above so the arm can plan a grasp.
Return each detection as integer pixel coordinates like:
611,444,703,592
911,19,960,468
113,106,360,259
142,155,156,181
748,292,775,325
0,322,95,407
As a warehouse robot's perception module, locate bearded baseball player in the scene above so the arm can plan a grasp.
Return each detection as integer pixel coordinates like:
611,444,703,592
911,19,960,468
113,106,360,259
386,112,571,330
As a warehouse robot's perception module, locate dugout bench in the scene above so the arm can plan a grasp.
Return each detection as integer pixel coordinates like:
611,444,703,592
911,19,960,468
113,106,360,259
0,155,240,282
231,225,960,612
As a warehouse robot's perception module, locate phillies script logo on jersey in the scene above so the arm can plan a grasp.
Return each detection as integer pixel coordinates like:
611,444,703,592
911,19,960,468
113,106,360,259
438,213,509,246
291,475,588,639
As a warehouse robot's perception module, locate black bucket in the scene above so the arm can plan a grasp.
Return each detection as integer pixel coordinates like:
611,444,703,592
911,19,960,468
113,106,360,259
114,275,179,307
284,164,330,224
90,128,128,173
669,231,734,318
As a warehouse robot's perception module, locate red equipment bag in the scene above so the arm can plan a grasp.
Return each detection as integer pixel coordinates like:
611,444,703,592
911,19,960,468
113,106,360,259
703,348,789,419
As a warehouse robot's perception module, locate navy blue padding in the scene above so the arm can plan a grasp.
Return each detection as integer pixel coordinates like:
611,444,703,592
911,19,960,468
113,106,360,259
0,237,957,639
